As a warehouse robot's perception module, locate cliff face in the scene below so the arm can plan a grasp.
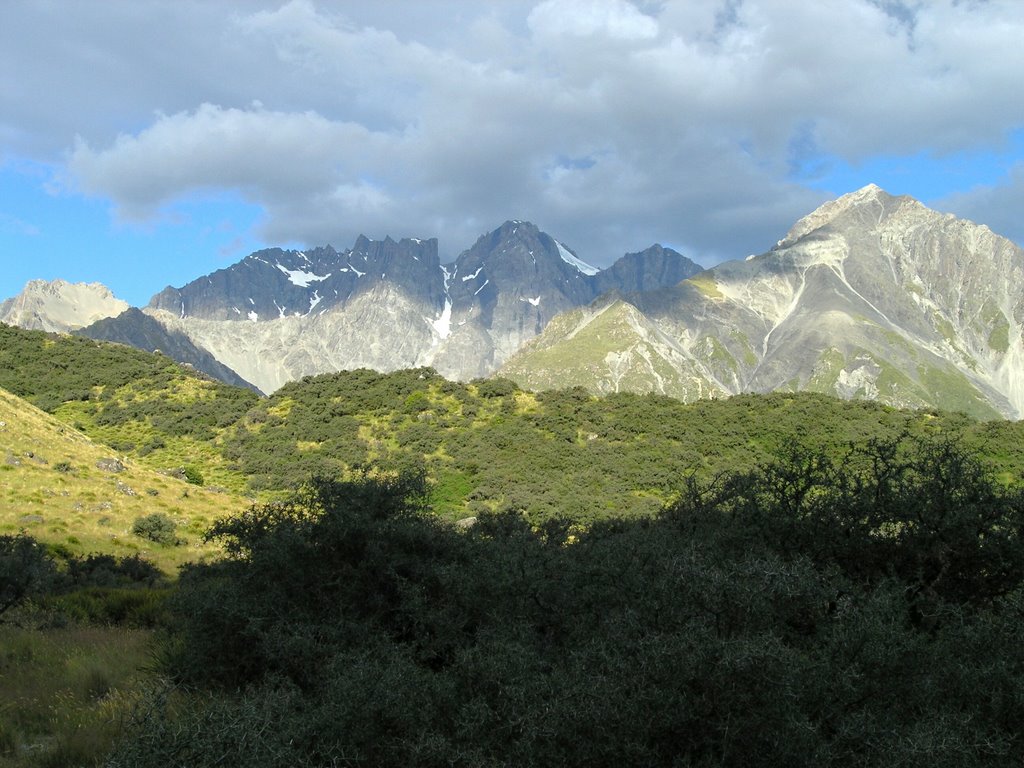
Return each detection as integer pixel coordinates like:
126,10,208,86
141,223,700,392
78,307,256,390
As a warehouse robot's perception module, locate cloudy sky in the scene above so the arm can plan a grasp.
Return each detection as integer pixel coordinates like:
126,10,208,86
2,0,1024,306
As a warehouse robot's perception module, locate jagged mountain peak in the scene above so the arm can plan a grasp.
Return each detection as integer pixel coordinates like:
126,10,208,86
350,233,439,258
594,244,702,294
499,219,539,234
456,220,600,278
464,220,543,256
559,189,1024,419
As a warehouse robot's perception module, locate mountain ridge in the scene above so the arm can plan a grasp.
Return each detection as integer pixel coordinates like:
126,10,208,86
4,187,1023,418
0,278,129,333
503,185,1024,419
135,221,701,392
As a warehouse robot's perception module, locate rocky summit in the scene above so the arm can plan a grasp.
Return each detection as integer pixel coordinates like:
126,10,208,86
0,279,128,333
5,187,1022,419
137,222,699,393
501,185,1024,419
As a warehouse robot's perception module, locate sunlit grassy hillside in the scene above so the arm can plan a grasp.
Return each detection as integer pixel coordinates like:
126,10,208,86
0,322,259,496
0,386,246,570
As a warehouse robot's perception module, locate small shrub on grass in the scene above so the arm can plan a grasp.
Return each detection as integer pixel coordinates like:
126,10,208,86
131,514,179,546
0,533,57,616
66,553,164,588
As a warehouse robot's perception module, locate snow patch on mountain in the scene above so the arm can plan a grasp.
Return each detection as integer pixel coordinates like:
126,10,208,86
554,240,599,275
276,264,331,287
432,299,452,340
308,291,323,314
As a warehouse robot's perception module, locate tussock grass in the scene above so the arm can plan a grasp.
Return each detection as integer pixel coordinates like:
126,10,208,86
0,387,248,572
0,617,154,767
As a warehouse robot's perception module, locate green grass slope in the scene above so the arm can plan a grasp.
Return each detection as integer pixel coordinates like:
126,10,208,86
0,385,247,570
499,298,726,401
0,322,259,494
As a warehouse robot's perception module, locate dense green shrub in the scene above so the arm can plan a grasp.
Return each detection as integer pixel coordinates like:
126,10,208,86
64,553,164,588
130,514,180,546
0,533,56,616
222,369,1023,523
472,376,519,398
111,439,1024,766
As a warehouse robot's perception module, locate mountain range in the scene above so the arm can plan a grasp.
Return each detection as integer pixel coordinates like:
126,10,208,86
2,185,1023,419
502,185,1024,420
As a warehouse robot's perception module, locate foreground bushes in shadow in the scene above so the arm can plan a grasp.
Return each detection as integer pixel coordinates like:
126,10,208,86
110,437,1024,767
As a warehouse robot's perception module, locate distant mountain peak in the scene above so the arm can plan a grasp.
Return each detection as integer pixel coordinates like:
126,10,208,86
852,182,883,196
505,188,1024,419
501,219,537,232
778,183,914,249
0,279,129,333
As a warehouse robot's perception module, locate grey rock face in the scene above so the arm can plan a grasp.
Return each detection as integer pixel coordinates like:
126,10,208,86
593,244,702,295
431,221,601,378
78,308,256,390
149,238,445,323
0,279,128,332
147,223,701,392
503,185,1024,420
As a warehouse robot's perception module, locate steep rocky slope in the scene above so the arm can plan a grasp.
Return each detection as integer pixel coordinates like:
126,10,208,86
502,185,1024,419
0,279,128,332
78,308,256,390
141,224,699,392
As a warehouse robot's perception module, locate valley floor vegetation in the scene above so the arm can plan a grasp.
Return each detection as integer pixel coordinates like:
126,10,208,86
101,434,1024,767
0,541,169,767
5,324,1024,765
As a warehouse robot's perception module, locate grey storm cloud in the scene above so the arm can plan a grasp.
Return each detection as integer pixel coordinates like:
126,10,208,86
939,162,1024,247
6,0,1024,265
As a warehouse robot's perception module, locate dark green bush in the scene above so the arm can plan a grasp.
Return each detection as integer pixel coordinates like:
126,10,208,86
110,439,1024,766
0,533,56,616
64,553,164,588
472,377,519,398
130,514,179,546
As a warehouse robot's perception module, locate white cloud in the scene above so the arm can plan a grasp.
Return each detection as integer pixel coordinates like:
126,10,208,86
5,0,1022,268
69,104,383,215
0,213,40,237
527,0,658,41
